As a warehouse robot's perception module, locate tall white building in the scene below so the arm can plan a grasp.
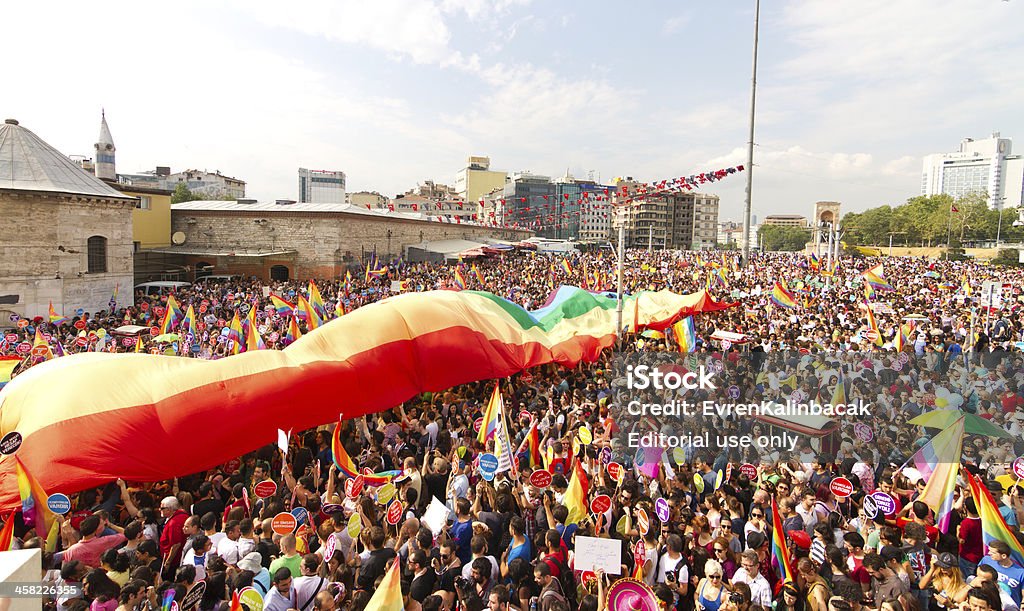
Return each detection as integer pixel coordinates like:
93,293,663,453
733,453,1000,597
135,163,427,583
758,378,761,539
298,168,346,203
922,133,1024,209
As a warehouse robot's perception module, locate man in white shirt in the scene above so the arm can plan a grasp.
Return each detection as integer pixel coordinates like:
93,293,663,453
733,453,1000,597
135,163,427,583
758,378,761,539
180,535,212,581
216,520,243,566
656,534,690,602
293,554,329,611
731,550,772,611
263,568,296,611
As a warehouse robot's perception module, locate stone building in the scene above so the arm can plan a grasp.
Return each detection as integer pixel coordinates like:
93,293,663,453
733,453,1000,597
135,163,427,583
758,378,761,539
162,200,531,281
0,119,136,322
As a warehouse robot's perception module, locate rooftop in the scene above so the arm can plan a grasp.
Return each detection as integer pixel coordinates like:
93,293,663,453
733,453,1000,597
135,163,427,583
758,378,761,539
0,119,133,199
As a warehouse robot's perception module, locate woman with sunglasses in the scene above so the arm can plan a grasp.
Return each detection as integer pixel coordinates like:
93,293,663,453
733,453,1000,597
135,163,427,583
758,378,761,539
711,537,737,580
694,559,727,611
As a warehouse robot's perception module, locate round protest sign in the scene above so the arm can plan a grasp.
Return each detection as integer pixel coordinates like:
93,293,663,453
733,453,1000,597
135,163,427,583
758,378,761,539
121,337,135,347
854,423,874,442
253,480,277,498
386,500,403,525
474,417,483,433
655,497,670,523
4,333,17,343
238,588,263,611
607,462,623,482
577,426,593,445
478,453,499,481
0,431,23,455
181,582,206,611
1013,457,1024,480
830,477,854,498
47,493,72,514
871,491,897,516
728,385,741,399
862,494,878,519
150,326,159,336
521,372,533,384
74,320,86,330
672,446,686,465
290,507,310,527
725,463,733,482
347,513,362,538
323,534,337,563
530,470,552,488
76,337,88,347
16,341,31,354
271,512,297,535
693,473,705,494
345,475,364,499
634,540,646,565
600,447,612,465
16,320,28,329
376,482,397,505
590,494,612,515
615,514,632,538
223,458,241,475
322,504,344,515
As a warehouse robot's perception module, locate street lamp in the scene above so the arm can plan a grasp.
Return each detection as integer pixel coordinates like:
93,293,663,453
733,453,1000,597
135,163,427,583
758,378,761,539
887,231,907,257
996,196,1007,248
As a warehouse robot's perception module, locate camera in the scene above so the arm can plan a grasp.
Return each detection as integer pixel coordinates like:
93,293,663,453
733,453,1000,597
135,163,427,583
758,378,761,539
454,576,473,594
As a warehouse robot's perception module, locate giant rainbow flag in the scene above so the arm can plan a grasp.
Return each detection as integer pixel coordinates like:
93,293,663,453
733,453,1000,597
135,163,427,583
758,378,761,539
0,286,734,510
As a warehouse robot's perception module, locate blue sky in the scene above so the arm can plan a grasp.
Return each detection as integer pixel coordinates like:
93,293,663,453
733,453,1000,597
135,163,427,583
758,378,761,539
4,0,1022,223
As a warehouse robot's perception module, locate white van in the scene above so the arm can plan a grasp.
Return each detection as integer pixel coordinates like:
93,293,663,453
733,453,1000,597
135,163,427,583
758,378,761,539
135,281,192,296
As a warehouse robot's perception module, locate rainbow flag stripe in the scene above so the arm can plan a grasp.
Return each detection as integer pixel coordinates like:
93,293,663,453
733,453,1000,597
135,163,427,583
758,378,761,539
770,282,799,309
0,286,734,510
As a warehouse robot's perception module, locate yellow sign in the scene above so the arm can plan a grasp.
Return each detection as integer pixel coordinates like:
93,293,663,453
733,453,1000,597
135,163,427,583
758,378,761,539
376,483,396,505
347,513,362,538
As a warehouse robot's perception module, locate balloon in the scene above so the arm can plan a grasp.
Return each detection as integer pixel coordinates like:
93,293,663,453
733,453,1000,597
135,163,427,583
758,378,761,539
0,286,736,510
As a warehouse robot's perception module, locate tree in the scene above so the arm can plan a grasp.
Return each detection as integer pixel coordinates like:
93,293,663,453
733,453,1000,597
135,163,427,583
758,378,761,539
757,225,812,251
171,183,202,204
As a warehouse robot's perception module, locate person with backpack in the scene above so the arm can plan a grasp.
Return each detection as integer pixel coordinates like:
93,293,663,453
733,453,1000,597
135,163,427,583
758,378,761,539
533,562,567,611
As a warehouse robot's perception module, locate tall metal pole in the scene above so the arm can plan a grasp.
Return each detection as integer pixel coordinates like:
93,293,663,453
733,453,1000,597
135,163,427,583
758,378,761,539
648,225,653,252
996,198,1005,248
615,213,626,338
741,0,760,267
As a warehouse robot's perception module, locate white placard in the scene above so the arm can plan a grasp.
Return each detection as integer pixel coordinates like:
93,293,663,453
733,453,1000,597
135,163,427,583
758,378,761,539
574,536,622,575
422,497,451,535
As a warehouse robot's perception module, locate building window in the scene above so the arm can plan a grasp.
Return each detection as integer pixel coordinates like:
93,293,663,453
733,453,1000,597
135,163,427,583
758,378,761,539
87,236,107,273
136,196,151,210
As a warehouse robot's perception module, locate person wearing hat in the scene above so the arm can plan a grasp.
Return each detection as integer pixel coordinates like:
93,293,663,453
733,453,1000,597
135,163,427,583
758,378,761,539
919,552,970,609
239,551,271,596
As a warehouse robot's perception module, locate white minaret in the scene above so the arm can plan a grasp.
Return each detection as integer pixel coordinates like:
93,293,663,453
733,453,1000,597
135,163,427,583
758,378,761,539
94,109,116,181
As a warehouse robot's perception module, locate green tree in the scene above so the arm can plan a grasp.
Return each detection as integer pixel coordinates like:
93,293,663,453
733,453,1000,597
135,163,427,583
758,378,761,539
758,225,812,251
170,183,203,204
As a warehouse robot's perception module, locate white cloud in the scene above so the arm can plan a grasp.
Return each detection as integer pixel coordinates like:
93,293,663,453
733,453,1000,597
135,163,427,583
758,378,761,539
662,14,692,35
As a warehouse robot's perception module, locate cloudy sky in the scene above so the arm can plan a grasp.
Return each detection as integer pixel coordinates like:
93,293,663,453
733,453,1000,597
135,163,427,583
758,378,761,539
4,1,1022,222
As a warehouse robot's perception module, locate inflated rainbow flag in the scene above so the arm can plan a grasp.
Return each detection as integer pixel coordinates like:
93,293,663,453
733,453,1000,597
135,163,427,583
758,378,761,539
967,470,1024,566
453,268,467,290
916,417,963,533
770,282,799,309
0,286,735,509
48,302,68,326
331,423,399,486
672,316,696,353
364,556,403,611
159,295,184,334
16,457,57,551
770,497,794,587
270,295,295,317
0,356,20,391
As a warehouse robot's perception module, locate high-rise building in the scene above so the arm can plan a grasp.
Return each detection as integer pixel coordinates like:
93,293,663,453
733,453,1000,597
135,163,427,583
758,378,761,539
298,168,346,204
455,156,507,204
922,133,1024,209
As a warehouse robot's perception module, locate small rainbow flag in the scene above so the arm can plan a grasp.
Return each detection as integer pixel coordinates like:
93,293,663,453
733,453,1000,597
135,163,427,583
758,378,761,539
32,328,53,361
770,282,799,309
48,302,68,326
332,423,400,487
453,268,467,290
225,312,244,354
672,317,696,353
478,382,503,444
307,281,327,319
0,356,20,391
16,457,58,551
471,263,484,284
515,420,543,468
296,296,321,330
770,497,794,587
344,270,353,296
967,469,1024,566
864,301,883,346
270,295,295,317
863,263,894,291
160,294,184,334
181,304,198,339
363,556,404,611
560,259,573,275
284,316,302,344
917,418,964,533
0,513,16,551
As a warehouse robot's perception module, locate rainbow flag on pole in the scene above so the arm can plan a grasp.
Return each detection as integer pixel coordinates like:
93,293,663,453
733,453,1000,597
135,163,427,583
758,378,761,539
48,302,68,326
270,295,295,317
770,282,799,309
478,382,503,443
160,295,183,334
16,457,58,551
915,417,963,533
332,423,400,487
672,316,697,353
453,268,467,290
863,263,894,291
770,497,795,587
967,469,1024,566
307,281,327,320
515,420,542,468
363,556,404,611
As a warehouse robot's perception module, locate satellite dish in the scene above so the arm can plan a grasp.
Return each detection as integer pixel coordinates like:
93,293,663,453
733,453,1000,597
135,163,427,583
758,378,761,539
172,231,187,245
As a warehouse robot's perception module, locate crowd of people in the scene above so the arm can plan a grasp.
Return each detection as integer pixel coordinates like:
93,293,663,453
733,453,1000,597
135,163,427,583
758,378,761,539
2,249,1024,611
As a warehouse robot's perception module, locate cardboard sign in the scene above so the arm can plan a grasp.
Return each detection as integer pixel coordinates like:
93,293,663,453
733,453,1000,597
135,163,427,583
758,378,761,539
323,534,337,563
238,588,264,611
347,513,362,538
636,508,650,535
271,512,297,535
386,500,403,525
590,494,612,515
181,582,206,611
0,432,23,455
655,497,670,523
871,491,897,516
575,536,622,576
740,463,758,479
862,494,878,519
46,493,71,514
530,470,553,488
830,477,854,498
607,462,623,482
253,480,277,498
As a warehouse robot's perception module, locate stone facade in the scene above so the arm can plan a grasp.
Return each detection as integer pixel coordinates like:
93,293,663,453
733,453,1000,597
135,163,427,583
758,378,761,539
0,191,136,322
170,208,531,281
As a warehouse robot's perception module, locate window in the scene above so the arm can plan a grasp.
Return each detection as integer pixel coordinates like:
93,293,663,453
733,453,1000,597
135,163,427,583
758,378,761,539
87,236,107,273
136,196,151,210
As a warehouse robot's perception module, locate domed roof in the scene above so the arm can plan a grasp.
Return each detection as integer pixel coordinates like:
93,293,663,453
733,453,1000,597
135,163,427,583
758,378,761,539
0,119,130,199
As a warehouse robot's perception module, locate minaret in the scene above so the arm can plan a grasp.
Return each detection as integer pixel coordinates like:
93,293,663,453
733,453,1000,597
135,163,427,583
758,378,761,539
94,109,116,181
